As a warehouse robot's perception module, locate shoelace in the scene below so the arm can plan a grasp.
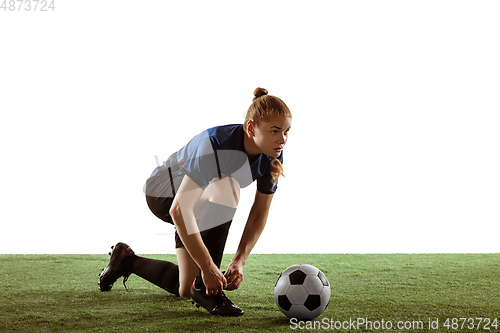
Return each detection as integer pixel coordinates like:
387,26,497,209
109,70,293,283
214,292,232,306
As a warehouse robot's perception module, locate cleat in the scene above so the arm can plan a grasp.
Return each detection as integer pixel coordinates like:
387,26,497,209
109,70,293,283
99,242,135,292
190,280,244,316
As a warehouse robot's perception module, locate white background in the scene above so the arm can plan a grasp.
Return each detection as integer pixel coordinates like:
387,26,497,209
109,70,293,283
1,1,499,254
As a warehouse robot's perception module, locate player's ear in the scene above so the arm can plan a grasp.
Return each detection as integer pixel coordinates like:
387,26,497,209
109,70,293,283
246,120,255,136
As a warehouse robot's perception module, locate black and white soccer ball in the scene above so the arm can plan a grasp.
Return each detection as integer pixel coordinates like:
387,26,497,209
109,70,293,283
274,264,330,320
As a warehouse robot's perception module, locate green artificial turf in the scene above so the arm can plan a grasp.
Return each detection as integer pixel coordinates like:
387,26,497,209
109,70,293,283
0,253,498,332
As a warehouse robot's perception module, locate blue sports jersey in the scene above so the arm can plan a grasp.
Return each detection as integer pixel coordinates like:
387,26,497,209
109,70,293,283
150,124,283,195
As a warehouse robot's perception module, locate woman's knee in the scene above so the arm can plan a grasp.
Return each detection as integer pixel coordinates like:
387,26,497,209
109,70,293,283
178,285,192,299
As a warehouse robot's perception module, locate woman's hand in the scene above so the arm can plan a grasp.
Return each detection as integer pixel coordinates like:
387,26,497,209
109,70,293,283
224,260,244,291
201,263,227,296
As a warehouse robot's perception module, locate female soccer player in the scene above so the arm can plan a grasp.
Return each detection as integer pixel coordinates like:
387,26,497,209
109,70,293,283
99,88,292,316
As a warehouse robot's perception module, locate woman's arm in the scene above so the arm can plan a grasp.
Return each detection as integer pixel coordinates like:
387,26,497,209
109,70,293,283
224,190,274,290
169,175,227,295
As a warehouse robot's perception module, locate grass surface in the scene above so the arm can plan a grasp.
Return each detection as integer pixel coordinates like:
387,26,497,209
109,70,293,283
0,253,498,332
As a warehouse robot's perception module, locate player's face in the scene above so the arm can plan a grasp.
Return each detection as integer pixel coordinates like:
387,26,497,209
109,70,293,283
254,116,292,158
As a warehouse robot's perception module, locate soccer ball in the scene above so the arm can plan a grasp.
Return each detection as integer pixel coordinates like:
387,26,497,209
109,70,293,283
274,264,330,320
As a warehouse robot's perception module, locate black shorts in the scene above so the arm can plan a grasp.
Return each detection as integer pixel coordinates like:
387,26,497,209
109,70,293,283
145,166,178,222
145,166,183,247
145,166,234,249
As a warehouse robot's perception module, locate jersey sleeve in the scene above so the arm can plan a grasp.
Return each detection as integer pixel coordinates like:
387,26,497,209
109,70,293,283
256,152,284,194
176,130,221,189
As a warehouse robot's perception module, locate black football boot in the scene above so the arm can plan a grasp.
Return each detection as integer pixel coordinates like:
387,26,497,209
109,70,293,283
98,242,135,291
190,277,244,316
